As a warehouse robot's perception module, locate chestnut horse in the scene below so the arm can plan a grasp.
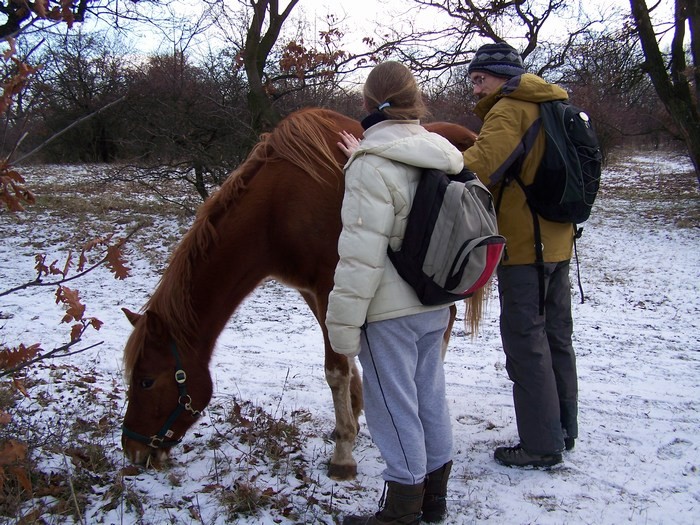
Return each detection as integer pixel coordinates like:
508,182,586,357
121,108,478,480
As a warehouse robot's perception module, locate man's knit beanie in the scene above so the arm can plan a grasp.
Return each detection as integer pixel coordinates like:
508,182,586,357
468,43,525,78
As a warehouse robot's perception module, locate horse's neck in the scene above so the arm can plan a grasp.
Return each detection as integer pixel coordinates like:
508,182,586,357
184,210,271,352
190,265,266,346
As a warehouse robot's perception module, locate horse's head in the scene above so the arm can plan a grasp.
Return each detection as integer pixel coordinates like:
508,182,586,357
121,308,213,468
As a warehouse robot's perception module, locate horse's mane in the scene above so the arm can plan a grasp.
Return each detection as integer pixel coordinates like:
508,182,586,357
124,109,347,371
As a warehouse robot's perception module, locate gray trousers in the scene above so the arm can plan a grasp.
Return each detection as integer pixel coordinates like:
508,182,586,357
497,261,578,455
359,308,453,485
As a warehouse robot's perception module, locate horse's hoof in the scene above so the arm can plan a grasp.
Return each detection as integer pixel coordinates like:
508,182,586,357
328,463,357,480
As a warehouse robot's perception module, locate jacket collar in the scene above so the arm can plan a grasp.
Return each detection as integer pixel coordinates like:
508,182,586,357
361,111,389,130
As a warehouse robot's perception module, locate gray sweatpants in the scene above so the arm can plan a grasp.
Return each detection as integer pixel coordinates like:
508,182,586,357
359,308,453,485
497,261,578,455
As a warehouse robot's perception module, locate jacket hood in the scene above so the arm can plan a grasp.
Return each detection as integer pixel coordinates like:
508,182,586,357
474,73,569,119
347,120,463,175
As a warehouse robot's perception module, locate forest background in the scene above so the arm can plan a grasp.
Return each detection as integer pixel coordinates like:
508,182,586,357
0,0,697,205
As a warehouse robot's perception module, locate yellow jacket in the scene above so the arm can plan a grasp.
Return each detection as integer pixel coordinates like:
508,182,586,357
464,73,574,265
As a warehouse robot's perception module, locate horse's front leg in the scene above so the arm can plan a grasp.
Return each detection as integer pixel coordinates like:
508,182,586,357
299,290,363,480
323,344,362,480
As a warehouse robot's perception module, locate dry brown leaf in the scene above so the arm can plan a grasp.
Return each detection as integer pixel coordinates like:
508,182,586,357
119,465,141,477
10,466,32,493
0,439,27,465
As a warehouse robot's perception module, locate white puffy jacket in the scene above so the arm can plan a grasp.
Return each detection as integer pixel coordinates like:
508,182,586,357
325,119,464,357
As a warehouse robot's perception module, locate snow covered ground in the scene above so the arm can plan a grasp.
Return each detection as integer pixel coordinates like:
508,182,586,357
1,150,698,524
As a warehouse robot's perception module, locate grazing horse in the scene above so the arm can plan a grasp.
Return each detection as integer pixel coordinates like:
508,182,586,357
121,108,478,480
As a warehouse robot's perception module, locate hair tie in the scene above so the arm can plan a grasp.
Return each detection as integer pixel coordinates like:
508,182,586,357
377,102,391,111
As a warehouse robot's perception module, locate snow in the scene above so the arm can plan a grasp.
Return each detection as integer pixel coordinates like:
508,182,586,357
1,151,699,524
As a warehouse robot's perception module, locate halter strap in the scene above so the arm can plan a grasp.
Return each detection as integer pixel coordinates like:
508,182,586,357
122,341,202,449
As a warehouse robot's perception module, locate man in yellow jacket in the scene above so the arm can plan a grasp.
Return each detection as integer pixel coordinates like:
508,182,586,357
464,42,578,468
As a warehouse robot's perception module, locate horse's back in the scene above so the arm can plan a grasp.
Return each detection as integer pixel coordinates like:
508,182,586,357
246,109,360,291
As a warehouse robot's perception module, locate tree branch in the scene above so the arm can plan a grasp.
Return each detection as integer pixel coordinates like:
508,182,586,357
13,95,127,165
0,225,141,298
0,340,103,378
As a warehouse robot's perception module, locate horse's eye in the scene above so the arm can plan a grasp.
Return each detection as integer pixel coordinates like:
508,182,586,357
140,378,155,389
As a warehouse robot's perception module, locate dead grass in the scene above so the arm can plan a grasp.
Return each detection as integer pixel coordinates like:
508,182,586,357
597,149,699,228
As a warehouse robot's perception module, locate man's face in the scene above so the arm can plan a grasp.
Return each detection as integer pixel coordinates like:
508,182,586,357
469,71,507,99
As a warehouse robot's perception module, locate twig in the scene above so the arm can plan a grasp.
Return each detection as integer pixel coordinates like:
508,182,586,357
12,96,127,165
62,453,86,525
0,225,142,298
0,341,103,378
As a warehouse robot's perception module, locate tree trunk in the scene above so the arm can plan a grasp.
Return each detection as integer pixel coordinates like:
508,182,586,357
630,0,700,184
193,163,209,201
242,0,300,145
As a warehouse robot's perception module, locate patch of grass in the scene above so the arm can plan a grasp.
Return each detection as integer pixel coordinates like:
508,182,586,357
220,479,292,520
0,363,129,523
526,492,560,512
600,149,699,228
215,398,339,521
22,164,200,218
226,398,304,475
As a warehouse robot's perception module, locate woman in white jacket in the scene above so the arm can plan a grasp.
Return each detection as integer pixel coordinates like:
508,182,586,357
326,61,464,525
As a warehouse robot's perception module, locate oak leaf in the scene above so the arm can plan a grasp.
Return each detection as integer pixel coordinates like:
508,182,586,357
0,343,41,370
106,244,130,279
0,440,27,466
56,286,85,322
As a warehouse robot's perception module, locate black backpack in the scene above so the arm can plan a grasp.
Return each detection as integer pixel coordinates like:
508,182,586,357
388,167,505,306
499,100,602,312
515,100,602,224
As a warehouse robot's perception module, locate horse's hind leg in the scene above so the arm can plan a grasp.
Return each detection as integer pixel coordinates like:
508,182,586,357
442,304,457,359
300,290,362,480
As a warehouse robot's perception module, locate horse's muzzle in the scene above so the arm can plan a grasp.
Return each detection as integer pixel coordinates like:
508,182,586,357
122,435,172,468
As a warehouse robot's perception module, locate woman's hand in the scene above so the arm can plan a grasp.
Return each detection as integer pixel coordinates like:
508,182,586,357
337,130,361,158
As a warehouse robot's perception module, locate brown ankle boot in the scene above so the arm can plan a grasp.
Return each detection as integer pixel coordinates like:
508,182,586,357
342,481,424,525
422,460,452,523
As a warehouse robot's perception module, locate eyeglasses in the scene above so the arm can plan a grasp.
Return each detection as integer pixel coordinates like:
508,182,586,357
470,75,486,86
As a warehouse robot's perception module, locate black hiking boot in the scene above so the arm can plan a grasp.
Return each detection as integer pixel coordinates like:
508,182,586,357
342,481,424,525
494,444,562,468
564,437,575,451
422,460,452,523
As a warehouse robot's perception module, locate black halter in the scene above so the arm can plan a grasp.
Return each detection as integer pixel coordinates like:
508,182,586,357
122,342,202,449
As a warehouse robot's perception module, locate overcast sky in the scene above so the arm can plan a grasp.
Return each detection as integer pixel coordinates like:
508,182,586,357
108,0,674,62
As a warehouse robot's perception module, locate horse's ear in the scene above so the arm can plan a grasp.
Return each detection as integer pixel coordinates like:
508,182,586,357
144,310,168,341
122,308,142,326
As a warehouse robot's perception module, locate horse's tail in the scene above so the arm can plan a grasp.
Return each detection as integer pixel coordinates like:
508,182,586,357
465,280,491,336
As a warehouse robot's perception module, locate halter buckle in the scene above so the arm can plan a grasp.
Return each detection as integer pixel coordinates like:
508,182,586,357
175,369,187,383
148,435,164,448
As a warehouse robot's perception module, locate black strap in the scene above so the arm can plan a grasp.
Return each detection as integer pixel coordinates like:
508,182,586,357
529,206,546,316
495,179,510,263
574,226,585,304
505,173,545,316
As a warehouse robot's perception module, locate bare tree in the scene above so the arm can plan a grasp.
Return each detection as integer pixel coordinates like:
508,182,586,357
629,0,700,182
556,27,670,156
0,0,157,40
388,0,603,83
117,50,251,202
20,30,129,162
206,0,371,142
